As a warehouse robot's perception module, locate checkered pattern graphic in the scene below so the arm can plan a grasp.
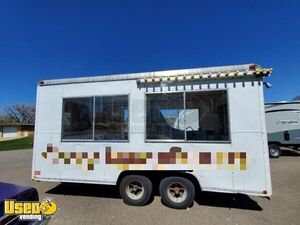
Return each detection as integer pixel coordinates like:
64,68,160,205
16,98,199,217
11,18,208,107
199,152,247,170
41,144,100,170
41,144,247,171
105,146,152,164
158,147,188,164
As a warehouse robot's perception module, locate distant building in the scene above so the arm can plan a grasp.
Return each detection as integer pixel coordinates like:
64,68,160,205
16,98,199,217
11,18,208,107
0,123,34,138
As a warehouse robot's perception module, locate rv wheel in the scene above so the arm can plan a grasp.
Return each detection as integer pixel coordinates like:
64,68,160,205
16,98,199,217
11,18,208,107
119,175,152,206
159,177,195,209
269,145,281,158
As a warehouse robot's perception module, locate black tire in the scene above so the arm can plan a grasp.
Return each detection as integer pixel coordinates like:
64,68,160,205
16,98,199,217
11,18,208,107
269,144,281,158
159,176,195,209
119,175,152,206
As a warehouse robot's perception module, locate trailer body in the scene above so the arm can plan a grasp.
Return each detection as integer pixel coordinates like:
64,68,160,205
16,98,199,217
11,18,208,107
32,64,272,199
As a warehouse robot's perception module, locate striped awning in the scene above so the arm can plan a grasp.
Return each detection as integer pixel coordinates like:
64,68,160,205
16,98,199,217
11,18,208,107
137,68,272,84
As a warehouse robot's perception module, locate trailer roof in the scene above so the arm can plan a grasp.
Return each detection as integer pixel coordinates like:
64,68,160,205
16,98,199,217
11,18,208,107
265,101,300,106
40,63,272,86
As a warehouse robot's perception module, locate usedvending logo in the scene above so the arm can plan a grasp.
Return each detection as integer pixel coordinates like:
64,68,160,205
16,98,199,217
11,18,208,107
4,198,57,221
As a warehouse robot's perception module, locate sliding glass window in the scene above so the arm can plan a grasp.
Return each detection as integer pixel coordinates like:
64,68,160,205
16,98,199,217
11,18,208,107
146,93,184,140
62,97,93,140
95,96,128,140
62,95,128,141
146,90,229,142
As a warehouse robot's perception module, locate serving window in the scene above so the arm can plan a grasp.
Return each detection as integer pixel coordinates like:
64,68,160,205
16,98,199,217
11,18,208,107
146,90,230,142
62,95,128,141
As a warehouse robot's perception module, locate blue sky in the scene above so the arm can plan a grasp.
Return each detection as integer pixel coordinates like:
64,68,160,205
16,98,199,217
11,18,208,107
0,0,299,109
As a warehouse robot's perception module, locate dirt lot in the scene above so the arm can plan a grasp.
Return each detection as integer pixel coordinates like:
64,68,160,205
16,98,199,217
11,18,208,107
0,149,299,225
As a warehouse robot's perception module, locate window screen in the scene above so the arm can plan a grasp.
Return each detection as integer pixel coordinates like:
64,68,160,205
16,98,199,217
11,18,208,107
185,91,229,141
62,97,93,139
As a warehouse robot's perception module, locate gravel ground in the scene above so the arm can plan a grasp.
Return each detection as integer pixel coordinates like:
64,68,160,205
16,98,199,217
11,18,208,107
0,149,299,225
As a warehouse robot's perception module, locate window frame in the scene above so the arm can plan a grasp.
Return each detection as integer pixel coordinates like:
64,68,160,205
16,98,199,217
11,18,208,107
145,89,231,143
61,94,130,143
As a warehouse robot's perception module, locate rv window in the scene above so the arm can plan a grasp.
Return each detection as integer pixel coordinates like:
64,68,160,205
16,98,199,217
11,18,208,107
95,96,128,140
62,98,93,139
185,91,229,141
146,93,185,140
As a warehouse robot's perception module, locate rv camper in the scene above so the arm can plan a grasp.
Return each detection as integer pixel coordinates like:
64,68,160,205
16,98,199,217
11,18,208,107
32,64,272,208
265,101,300,158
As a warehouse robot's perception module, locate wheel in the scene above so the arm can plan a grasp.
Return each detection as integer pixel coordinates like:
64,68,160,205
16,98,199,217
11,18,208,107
119,175,152,206
269,144,281,158
159,176,195,209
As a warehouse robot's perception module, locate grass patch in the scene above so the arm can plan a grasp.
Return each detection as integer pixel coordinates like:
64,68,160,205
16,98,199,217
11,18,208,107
0,136,34,151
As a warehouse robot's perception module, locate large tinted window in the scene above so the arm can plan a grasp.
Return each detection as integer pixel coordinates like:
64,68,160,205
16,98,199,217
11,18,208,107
185,91,229,141
146,93,185,140
95,96,128,140
62,98,93,139
146,91,229,141
62,95,129,141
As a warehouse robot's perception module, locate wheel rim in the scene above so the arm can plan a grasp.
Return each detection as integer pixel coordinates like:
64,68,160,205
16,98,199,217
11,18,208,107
270,147,279,156
167,182,187,203
125,180,144,200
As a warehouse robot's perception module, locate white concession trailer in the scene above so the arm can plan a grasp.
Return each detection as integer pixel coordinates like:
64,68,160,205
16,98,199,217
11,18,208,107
32,63,272,208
